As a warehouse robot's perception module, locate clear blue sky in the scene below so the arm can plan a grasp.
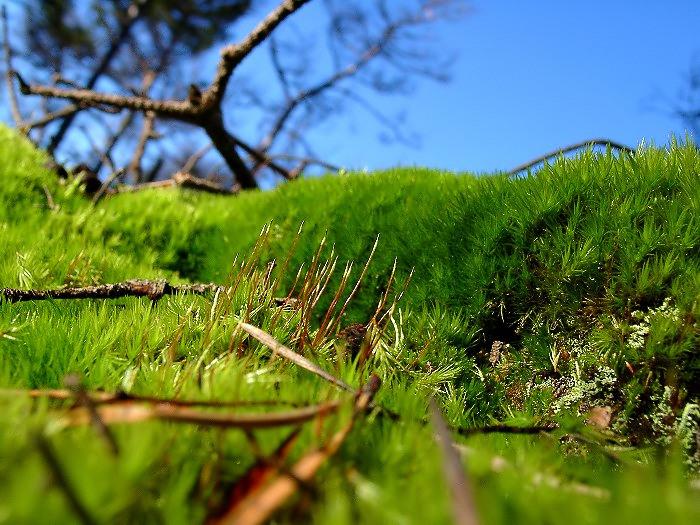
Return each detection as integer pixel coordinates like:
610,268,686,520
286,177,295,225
307,1,700,175
2,1,698,181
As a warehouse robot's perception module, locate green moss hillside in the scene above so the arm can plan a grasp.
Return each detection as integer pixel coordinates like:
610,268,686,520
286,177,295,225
1,124,699,523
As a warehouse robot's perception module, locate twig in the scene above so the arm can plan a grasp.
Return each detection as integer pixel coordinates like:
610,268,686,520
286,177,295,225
206,0,312,106
1,279,223,303
506,139,635,176
230,134,295,180
222,374,381,525
92,168,124,203
22,104,82,131
266,153,340,172
36,434,96,525
430,399,480,525
456,422,558,436
63,399,342,429
0,387,304,409
181,143,214,174
128,110,156,183
172,172,238,195
2,5,24,129
211,428,303,522
238,322,356,394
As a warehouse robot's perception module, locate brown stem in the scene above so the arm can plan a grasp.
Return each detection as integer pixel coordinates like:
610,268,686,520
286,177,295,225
506,139,635,176
128,111,156,183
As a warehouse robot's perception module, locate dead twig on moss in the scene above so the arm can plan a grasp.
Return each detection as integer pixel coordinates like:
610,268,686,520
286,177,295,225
1,279,223,303
457,422,558,436
222,374,381,525
0,387,305,409
62,399,342,429
63,374,119,456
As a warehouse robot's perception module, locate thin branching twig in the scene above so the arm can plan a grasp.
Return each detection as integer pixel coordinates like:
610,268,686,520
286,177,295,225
222,374,381,525
63,399,343,429
506,139,634,176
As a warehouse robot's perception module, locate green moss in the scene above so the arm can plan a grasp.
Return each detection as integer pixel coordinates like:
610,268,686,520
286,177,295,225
1,124,700,523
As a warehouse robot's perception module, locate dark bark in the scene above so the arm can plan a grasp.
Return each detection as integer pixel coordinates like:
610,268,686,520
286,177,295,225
202,111,257,189
1,279,222,303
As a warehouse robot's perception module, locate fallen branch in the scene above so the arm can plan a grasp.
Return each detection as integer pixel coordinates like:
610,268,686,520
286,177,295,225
506,138,635,176
210,428,303,522
62,399,342,429
0,387,304,409
1,279,222,303
172,172,238,195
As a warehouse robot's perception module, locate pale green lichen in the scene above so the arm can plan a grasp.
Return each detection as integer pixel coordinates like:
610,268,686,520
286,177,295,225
552,366,618,414
628,297,681,350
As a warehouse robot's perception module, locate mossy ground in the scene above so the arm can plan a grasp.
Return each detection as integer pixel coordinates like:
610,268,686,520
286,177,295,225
1,125,699,523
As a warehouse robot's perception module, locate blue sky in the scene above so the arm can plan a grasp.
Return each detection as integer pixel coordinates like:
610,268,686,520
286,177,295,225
308,1,700,175
2,1,698,181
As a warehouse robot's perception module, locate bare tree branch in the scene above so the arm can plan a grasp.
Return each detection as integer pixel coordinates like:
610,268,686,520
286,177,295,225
128,111,156,183
9,1,464,190
205,0,313,107
506,139,635,176
2,6,24,130
180,143,214,174
13,72,195,119
22,104,82,132
231,133,296,180
258,39,384,152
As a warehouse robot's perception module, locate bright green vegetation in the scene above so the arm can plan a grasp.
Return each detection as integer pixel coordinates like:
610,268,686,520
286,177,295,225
1,123,699,523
